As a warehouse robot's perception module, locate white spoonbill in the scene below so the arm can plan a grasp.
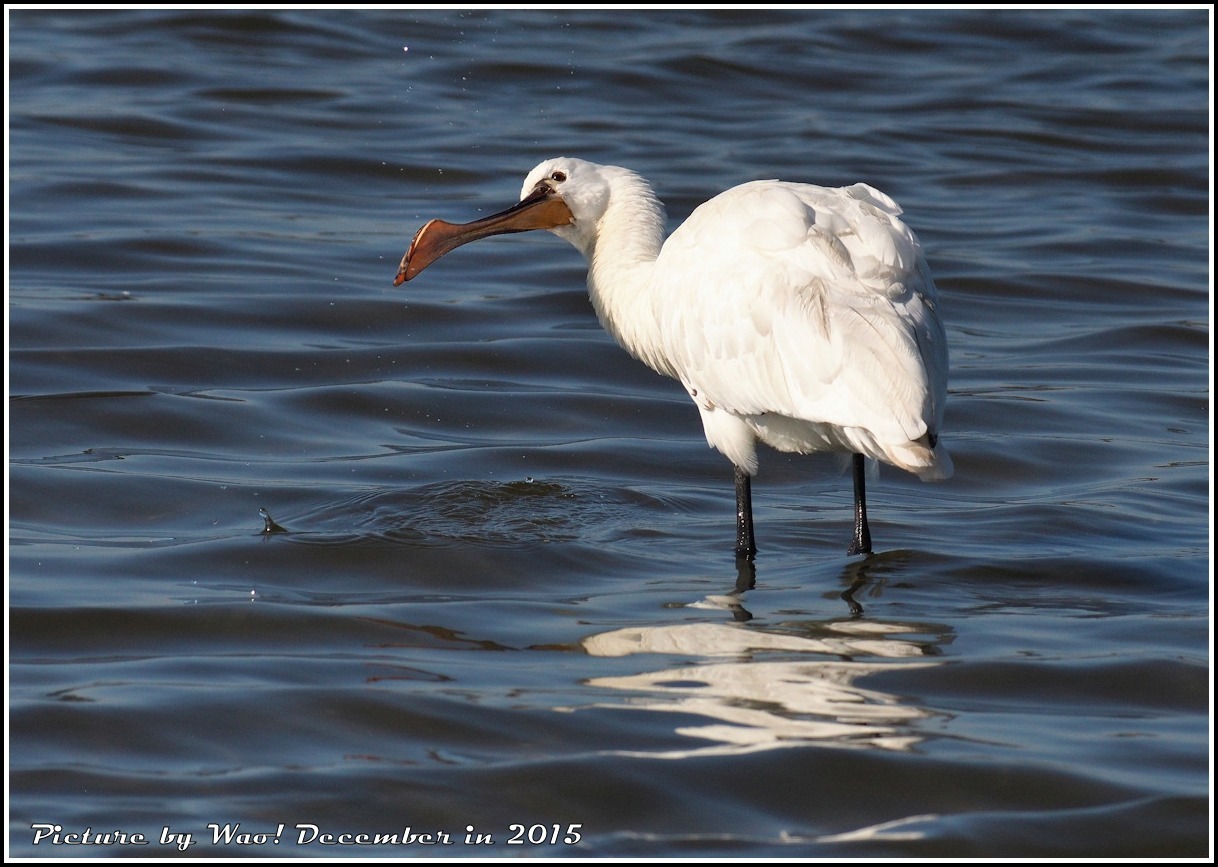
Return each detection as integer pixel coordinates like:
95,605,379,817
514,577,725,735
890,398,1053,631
394,158,951,558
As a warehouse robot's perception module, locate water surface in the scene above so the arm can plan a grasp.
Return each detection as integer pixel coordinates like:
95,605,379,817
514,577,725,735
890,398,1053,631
7,8,1211,858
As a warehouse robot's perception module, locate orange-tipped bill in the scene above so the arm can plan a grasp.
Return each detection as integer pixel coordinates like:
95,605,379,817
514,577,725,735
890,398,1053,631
394,184,574,286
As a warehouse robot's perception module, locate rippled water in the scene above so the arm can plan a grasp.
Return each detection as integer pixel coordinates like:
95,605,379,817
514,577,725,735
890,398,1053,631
7,8,1211,858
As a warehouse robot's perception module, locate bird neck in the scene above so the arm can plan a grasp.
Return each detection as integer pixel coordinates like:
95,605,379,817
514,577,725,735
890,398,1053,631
581,178,672,376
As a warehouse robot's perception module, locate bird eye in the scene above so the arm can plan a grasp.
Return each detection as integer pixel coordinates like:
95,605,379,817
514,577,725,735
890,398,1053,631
550,171,567,183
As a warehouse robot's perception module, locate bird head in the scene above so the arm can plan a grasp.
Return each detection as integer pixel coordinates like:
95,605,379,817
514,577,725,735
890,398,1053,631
393,158,604,285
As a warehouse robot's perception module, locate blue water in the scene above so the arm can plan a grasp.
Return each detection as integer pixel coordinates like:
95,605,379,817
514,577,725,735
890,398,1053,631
7,8,1211,858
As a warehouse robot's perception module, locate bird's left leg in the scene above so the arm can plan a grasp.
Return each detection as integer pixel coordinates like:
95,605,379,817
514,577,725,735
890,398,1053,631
734,465,757,560
847,453,872,556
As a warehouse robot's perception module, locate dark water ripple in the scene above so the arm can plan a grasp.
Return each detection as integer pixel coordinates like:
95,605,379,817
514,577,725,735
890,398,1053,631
7,8,1211,859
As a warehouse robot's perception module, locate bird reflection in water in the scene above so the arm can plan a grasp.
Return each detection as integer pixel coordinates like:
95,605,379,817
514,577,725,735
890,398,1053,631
576,553,946,756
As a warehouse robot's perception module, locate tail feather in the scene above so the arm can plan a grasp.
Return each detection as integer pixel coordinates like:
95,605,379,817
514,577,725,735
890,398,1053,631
888,438,953,481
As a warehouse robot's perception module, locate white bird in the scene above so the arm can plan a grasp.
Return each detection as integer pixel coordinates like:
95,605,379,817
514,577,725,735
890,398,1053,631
394,158,951,558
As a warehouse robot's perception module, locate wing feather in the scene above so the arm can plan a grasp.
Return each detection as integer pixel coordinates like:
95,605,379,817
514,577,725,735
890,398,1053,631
655,180,947,454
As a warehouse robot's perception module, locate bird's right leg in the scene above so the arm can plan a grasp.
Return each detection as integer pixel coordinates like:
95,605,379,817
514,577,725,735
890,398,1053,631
735,465,757,560
847,452,873,556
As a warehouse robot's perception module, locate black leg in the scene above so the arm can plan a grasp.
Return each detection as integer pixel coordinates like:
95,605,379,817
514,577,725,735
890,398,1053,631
734,465,757,560
847,452,872,556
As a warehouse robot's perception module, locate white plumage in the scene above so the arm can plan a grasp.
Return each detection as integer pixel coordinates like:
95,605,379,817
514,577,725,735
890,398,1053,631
395,157,951,557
